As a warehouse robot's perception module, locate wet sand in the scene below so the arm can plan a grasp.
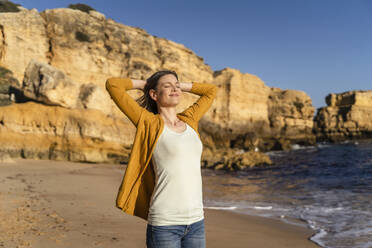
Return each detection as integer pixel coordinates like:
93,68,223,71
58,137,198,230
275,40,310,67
0,158,320,247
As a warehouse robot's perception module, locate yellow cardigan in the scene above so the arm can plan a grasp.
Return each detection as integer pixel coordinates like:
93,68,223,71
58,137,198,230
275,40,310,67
105,77,217,221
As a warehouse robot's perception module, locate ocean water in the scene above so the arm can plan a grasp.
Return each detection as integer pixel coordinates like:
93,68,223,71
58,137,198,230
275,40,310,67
202,139,372,248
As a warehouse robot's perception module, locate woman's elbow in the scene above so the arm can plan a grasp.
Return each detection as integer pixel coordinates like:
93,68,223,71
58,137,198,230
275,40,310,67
105,78,116,91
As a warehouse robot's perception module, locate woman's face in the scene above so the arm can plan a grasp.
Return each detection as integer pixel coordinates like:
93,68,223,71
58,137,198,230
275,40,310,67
150,74,181,108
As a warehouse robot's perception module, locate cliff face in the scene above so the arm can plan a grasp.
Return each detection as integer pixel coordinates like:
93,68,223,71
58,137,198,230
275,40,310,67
0,8,214,119
1,8,213,84
0,101,133,163
0,9,50,81
314,91,372,142
0,7,316,167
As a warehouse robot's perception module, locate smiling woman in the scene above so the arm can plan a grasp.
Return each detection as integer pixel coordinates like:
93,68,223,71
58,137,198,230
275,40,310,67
105,70,217,248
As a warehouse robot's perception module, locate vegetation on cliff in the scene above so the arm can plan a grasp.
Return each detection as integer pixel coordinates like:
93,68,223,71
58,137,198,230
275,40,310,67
0,0,21,12
67,3,96,13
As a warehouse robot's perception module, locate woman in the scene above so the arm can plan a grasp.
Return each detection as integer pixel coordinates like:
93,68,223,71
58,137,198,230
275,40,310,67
105,70,217,248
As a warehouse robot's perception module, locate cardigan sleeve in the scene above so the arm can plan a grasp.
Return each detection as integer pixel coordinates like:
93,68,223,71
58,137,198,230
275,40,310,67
180,82,217,122
105,77,145,127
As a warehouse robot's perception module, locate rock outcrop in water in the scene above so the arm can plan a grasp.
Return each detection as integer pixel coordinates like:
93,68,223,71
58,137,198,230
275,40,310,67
0,5,318,169
314,90,372,142
267,87,315,148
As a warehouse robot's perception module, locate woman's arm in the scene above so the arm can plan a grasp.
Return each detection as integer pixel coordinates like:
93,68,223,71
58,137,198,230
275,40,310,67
180,82,193,92
105,77,147,127
179,81,217,122
131,79,146,90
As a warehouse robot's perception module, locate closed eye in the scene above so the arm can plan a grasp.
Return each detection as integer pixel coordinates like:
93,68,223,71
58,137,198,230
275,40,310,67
164,85,180,88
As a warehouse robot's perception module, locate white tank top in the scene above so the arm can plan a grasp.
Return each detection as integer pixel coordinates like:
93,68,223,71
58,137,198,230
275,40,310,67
147,122,204,226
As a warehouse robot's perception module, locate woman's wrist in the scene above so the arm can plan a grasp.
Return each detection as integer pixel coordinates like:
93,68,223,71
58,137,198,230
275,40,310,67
131,79,146,90
180,82,192,92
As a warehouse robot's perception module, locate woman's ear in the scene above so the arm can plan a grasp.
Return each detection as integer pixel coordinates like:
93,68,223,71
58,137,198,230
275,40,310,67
149,89,157,101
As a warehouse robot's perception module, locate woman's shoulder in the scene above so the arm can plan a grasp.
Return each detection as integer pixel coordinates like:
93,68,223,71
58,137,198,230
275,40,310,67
142,111,161,125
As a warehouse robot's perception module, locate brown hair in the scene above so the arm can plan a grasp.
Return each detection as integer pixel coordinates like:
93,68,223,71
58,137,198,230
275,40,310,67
136,70,179,114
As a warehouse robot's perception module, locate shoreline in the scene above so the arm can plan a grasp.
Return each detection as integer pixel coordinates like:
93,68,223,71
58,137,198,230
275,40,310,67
203,208,320,248
0,158,320,247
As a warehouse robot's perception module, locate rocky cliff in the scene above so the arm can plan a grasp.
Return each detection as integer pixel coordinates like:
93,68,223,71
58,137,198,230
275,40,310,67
314,90,372,142
0,6,317,169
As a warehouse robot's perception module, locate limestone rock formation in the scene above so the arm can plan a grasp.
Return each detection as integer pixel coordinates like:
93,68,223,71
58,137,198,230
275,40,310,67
0,8,50,81
0,7,213,117
40,8,213,87
0,152,15,163
267,87,315,149
202,147,273,171
0,101,135,164
77,82,112,114
21,59,80,108
200,68,316,152
0,66,19,106
314,90,372,142
11,59,112,114
0,6,319,168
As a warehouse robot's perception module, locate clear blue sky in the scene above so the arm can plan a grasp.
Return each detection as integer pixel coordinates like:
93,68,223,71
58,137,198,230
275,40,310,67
15,0,372,109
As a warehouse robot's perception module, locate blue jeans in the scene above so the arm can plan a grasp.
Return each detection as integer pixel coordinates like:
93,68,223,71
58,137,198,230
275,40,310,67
146,218,206,248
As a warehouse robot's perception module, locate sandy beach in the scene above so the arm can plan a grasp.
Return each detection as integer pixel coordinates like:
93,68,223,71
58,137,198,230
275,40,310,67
0,158,320,248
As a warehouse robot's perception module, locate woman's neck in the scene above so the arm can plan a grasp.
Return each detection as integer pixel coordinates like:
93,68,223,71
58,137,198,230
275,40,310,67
159,109,181,127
